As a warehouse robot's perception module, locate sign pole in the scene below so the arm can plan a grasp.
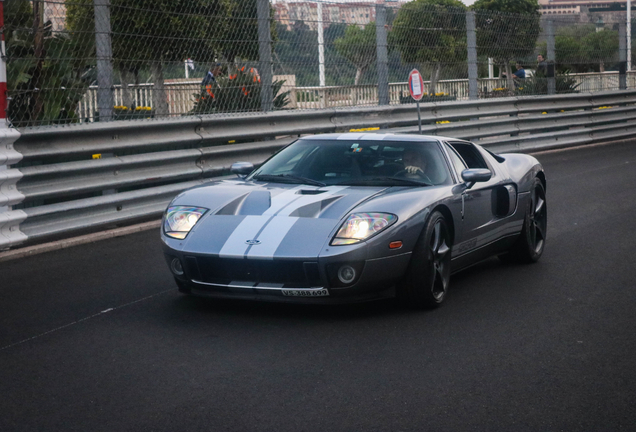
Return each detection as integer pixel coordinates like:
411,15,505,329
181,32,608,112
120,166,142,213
416,101,422,134
408,69,425,135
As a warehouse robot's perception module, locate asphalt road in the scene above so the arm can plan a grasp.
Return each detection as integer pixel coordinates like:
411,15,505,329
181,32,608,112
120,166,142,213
2,141,636,431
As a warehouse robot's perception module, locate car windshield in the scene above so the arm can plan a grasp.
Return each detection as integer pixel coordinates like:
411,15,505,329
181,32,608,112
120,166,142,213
249,139,452,187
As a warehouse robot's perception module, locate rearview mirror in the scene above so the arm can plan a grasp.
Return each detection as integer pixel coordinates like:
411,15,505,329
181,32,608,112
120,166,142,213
461,168,492,189
231,162,254,178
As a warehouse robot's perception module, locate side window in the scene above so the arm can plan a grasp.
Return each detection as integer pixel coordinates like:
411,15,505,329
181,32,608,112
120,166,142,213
444,143,467,180
450,142,489,169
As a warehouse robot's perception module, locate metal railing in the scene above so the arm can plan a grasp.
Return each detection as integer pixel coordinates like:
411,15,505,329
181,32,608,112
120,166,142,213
73,72,634,117
1,90,636,250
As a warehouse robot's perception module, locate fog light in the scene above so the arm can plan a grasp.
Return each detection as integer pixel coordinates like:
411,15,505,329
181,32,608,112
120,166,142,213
337,265,356,284
170,258,184,276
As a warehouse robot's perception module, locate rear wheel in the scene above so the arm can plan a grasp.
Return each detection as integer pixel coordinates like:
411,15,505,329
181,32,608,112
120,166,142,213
398,211,452,309
500,177,547,263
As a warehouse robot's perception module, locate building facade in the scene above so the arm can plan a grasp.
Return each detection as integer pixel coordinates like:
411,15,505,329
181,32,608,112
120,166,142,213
273,0,405,31
539,0,628,15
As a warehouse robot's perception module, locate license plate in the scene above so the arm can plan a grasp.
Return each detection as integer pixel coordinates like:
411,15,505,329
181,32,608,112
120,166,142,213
281,289,329,297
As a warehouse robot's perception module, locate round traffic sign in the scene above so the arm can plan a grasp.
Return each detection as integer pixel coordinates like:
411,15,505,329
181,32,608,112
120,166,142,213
408,69,425,101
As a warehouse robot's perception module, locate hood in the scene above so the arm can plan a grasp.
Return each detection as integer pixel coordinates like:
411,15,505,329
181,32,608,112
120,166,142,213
173,180,387,259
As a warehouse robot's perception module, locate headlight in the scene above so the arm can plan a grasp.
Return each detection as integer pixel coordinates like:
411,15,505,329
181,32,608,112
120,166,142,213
163,206,208,239
331,212,397,245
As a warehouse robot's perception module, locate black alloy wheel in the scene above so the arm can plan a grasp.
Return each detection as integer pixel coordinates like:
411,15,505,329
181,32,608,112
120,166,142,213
528,179,547,256
399,211,452,309
501,177,547,263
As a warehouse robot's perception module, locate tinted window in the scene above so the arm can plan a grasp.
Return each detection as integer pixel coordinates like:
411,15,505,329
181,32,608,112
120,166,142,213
444,143,467,179
249,140,452,186
449,142,489,169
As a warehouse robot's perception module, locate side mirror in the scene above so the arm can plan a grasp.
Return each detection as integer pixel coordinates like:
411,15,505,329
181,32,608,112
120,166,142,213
461,168,492,189
230,162,254,178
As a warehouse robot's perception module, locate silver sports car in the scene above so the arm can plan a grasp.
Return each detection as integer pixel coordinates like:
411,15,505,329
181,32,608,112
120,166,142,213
161,133,546,308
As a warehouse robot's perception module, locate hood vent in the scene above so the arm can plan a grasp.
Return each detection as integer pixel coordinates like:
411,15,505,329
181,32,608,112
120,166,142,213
215,188,344,217
216,191,271,216
288,196,341,218
297,189,327,195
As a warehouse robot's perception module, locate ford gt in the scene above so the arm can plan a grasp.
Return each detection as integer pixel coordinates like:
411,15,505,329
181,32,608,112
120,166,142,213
161,133,546,308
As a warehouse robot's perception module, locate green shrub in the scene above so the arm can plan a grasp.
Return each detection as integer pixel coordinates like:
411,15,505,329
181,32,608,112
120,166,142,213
516,73,580,95
190,67,290,114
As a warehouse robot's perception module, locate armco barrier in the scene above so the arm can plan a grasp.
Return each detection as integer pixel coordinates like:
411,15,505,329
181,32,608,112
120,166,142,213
1,90,636,250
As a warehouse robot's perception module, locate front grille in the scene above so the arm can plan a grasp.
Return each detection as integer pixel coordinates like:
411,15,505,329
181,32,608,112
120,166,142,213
185,257,322,287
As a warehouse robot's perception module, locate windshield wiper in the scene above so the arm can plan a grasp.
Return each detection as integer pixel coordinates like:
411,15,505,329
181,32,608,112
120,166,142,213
336,177,431,187
252,174,327,187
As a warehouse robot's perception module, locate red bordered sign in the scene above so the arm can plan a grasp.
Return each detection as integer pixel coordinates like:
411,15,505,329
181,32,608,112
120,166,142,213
408,69,425,101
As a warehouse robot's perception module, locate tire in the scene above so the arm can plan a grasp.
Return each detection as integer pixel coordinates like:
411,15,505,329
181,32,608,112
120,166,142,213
398,211,452,309
500,177,547,264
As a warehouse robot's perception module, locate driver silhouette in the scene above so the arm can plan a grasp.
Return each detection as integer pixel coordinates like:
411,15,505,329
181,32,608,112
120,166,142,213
402,148,427,177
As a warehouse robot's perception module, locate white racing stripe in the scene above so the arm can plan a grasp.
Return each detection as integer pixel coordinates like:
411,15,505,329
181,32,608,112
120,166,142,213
338,133,364,140
219,186,348,259
247,216,299,259
262,186,305,216
219,215,270,258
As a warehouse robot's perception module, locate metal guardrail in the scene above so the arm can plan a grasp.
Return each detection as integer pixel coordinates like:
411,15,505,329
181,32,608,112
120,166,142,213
1,90,636,250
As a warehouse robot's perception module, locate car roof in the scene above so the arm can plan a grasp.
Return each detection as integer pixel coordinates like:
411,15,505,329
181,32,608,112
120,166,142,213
300,133,469,144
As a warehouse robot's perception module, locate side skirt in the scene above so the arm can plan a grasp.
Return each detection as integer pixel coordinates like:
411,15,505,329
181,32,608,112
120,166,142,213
450,234,519,274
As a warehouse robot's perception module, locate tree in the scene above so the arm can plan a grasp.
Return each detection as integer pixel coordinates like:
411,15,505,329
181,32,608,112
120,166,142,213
334,24,377,85
472,0,541,91
66,0,229,116
554,36,583,73
6,0,91,126
389,0,467,95
557,23,596,40
273,21,319,86
221,0,278,65
581,30,619,72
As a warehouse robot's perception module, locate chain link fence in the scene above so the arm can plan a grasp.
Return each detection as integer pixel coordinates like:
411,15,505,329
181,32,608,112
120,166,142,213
4,0,632,127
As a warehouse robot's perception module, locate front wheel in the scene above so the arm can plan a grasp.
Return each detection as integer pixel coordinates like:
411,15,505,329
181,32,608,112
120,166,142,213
500,177,547,264
398,211,452,309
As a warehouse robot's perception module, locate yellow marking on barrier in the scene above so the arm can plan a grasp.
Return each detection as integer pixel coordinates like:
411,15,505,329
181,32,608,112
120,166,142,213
436,120,450,124
349,127,380,132
228,140,236,143
92,154,102,159
598,106,612,110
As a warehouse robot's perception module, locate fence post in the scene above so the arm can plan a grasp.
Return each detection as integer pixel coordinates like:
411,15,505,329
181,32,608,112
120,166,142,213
94,0,113,121
620,22,627,90
0,0,6,125
317,2,325,87
257,0,273,112
376,5,389,106
546,20,556,96
466,11,478,100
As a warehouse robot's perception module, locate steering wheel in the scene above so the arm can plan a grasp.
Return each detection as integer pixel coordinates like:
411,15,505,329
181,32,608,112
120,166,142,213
394,169,433,184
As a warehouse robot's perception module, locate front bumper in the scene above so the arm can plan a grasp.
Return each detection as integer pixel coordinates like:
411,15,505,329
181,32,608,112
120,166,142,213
163,250,412,304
